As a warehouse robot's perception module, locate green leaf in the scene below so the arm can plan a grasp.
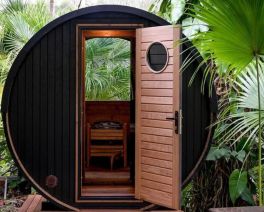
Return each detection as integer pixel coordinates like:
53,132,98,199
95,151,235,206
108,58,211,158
236,137,251,153
236,150,246,163
206,146,231,161
171,0,185,23
229,169,248,204
241,187,255,206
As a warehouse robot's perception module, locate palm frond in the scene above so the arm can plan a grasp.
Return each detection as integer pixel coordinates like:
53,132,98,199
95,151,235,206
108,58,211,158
85,38,131,101
216,64,264,146
189,0,264,72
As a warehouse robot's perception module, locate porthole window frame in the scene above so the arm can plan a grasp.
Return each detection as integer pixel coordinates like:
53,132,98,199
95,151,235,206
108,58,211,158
145,41,169,74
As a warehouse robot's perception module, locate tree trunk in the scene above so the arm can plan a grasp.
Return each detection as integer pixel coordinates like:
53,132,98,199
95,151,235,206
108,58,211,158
50,0,54,17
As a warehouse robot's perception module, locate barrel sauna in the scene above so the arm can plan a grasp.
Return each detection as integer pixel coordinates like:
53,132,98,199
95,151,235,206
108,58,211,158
1,5,217,211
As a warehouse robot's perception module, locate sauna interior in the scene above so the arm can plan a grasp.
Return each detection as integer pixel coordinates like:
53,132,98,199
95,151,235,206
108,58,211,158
81,30,135,197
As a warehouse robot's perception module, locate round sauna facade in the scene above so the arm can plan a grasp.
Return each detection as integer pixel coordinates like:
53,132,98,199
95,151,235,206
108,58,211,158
1,5,217,211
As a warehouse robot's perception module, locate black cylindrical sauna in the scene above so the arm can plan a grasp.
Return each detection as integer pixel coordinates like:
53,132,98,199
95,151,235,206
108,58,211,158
1,5,217,211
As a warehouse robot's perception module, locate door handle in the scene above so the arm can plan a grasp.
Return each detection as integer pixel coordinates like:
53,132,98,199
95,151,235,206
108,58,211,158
166,111,179,134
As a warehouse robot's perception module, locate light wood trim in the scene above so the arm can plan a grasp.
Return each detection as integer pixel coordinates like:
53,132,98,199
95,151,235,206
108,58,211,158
75,23,143,204
82,26,86,183
172,26,181,209
75,22,80,204
135,28,142,199
77,24,144,27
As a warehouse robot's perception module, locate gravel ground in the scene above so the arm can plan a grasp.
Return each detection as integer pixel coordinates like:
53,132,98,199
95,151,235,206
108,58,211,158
0,196,26,212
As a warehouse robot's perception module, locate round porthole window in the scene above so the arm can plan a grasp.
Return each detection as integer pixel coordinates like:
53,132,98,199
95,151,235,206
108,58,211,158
146,42,169,73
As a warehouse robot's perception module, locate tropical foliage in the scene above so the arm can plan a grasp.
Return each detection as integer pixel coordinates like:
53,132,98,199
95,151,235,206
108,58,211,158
0,0,52,82
0,0,52,178
181,0,264,209
148,0,264,210
85,38,131,101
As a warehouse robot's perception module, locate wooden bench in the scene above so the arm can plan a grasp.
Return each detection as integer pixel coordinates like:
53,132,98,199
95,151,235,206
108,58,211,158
87,123,128,168
90,150,121,170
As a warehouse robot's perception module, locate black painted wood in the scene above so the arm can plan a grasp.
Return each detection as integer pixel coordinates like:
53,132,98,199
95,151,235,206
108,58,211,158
1,5,217,210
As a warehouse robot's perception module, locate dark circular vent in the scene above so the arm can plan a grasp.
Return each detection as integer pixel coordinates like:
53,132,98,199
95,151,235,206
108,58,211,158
45,175,58,188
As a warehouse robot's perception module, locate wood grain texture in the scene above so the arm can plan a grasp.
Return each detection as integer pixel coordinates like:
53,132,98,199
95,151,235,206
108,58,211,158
141,96,173,105
135,25,180,210
141,142,173,153
141,164,172,177
141,73,174,81
19,195,44,212
141,89,173,97
141,56,173,66
141,104,173,113
141,81,173,89
142,65,174,73
141,119,173,129
141,41,174,50
135,27,142,199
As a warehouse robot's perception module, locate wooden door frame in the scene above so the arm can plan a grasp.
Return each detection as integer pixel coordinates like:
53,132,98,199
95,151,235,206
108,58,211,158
75,24,143,203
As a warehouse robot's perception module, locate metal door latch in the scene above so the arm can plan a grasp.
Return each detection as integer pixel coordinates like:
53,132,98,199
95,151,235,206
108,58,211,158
166,110,182,134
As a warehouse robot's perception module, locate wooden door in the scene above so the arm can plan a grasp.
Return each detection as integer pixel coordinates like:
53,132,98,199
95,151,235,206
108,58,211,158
135,25,181,210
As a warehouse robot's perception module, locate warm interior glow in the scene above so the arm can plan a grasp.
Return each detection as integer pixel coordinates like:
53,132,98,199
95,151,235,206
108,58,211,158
83,30,135,39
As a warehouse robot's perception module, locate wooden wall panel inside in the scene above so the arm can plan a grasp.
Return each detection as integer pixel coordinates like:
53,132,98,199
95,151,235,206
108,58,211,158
85,101,130,125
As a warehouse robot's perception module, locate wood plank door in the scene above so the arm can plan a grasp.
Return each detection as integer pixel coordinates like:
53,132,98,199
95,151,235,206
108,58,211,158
135,25,181,210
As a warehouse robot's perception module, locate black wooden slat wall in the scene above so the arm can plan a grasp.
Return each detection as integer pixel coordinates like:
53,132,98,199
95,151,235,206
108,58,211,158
47,28,55,195
32,43,40,182
8,21,76,205
181,42,212,185
4,8,216,209
54,24,63,198
69,19,76,204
